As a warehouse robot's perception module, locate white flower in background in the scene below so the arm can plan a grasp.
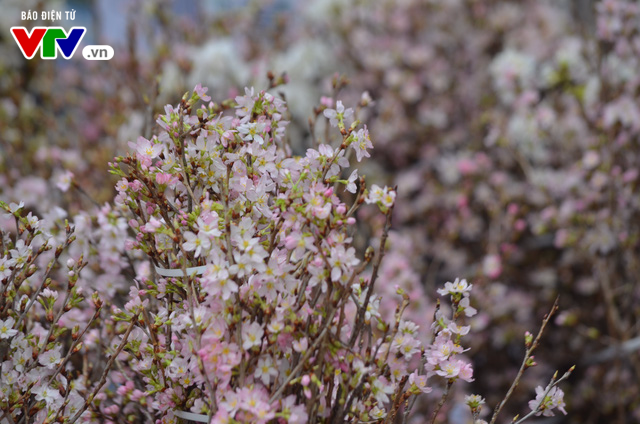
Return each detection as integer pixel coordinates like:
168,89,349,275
54,169,74,192
507,113,547,163
490,49,537,104
186,39,252,97
553,37,589,82
271,39,337,142
482,254,503,279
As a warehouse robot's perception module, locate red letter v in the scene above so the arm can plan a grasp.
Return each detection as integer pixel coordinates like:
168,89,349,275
11,27,47,59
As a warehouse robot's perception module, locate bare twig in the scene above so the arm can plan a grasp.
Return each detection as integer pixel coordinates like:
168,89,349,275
349,200,394,348
429,379,454,424
489,298,560,424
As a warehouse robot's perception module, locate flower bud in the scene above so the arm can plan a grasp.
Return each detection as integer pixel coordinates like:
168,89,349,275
301,375,311,386
524,331,533,348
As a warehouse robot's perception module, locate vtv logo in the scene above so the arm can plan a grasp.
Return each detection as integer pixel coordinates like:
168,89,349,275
11,27,86,59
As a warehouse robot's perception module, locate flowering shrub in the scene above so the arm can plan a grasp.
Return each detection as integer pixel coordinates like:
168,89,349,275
103,85,570,423
0,201,134,423
6,0,640,422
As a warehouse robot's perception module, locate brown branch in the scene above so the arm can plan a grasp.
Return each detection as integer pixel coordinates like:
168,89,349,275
489,297,559,424
68,320,136,424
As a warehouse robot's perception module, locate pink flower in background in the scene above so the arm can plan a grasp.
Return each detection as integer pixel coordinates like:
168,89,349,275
482,254,503,279
55,169,74,192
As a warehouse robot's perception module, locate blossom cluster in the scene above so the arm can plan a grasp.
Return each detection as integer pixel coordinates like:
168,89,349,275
0,200,133,423
106,85,494,423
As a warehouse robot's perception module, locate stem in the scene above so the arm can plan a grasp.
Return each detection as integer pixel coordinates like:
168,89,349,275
68,320,136,424
47,306,101,384
429,380,453,424
72,182,101,208
489,297,559,424
349,202,394,348
16,233,74,329
178,106,196,213
269,300,341,404
513,367,574,424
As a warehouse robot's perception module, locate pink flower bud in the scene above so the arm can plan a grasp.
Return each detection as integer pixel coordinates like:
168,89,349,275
284,235,297,250
155,173,172,185
301,375,310,386
514,219,526,231
320,96,334,108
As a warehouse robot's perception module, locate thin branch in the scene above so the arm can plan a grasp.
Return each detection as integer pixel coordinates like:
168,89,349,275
429,379,454,424
67,320,136,424
513,367,574,424
349,200,394,348
489,297,559,424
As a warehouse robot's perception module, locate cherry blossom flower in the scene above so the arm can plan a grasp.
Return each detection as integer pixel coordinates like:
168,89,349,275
0,257,16,280
366,185,396,208
345,169,358,193
32,384,62,406
128,136,163,162
242,321,264,350
183,231,211,258
371,377,395,404
437,278,473,297
350,126,373,162
0,317,17,339
193,83,211,102
529,386,568,416
328,245,359,282
323,100,354,128
238,122,267,145
54,169,74,192
254,356,278,385
409,372,432,394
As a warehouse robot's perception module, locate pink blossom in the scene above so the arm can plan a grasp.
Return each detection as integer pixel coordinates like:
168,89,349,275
241,321,264,351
